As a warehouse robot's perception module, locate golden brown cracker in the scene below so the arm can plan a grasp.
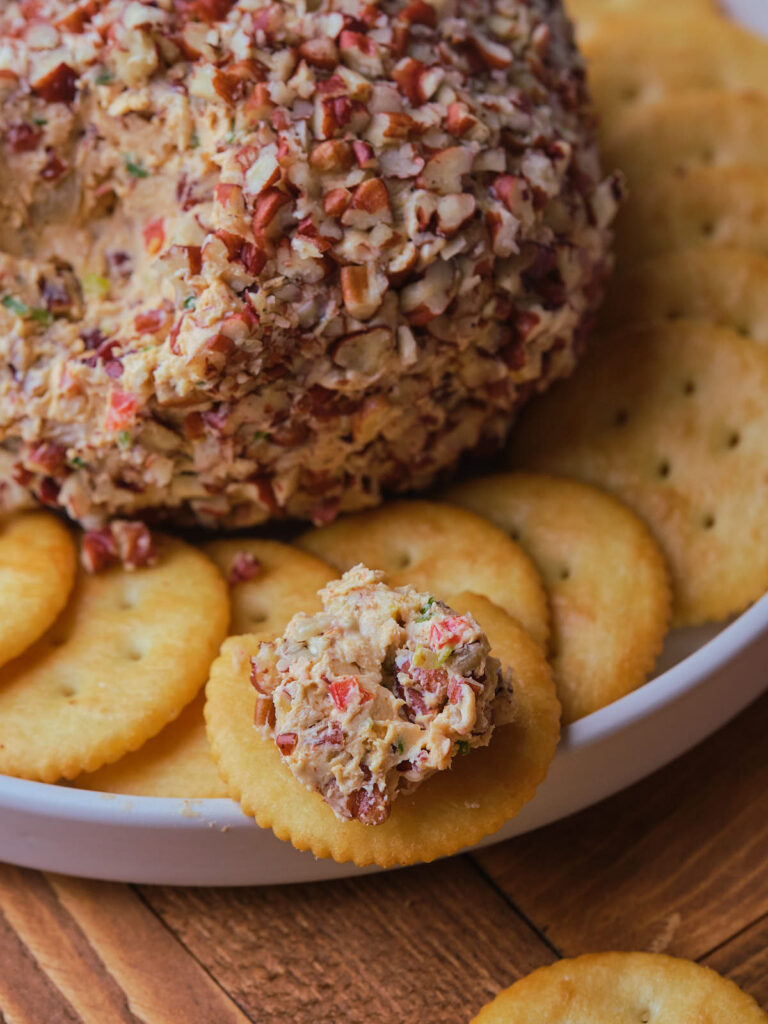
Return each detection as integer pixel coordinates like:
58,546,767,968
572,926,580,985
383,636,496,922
0,512,76,669
205,593,560,867
508,320,768,626
75,693,229,799
584,13,768,124
297,500,550,649
602,91,768,188
602,245,768,342
615,166,768,265
203,538,336,635
75,540,336,799
470,953,768,1023
0,536,229,782
568,0,717,42
443,474,671,723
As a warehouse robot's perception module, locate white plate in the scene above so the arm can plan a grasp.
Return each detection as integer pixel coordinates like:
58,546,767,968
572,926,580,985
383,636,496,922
1,0,766,887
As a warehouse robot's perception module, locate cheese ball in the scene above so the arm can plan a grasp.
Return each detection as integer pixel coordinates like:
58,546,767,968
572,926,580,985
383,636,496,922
0,0,620,529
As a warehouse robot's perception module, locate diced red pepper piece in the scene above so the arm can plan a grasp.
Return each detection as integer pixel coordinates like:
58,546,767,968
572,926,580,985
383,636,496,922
105,389,139,431
428,615,470,649
143,217,165,256
448,681,467,705
329,676,371,711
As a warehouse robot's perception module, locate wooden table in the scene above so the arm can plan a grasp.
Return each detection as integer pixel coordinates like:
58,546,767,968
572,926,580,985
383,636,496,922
1,690,766,1023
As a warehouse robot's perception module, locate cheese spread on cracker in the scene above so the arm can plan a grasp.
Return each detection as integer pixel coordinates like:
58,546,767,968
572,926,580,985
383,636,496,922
249,565,514,825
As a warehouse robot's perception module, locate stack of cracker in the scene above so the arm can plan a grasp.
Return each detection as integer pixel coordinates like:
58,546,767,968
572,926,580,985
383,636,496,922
509,0,768,629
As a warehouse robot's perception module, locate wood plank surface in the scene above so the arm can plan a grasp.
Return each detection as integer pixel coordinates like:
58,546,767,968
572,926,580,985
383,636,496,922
704,914,768,1007
0,865,252,1024
474,692,768,967
141,859,555,1024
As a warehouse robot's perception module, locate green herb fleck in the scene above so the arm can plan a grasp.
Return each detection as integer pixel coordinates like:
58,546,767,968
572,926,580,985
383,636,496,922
2,294,52,324
252,430,269,441
125,157,149,179
225,118,237,145
95,69,113,85
456,740,471,756
32,117,48,127
117,430,132,449
69,456,86,469
82,273,111,299
183,295,197,310
2,295,29,317
437,644,454,666
189,131,200,149
417,596,435,621
395,738,405,755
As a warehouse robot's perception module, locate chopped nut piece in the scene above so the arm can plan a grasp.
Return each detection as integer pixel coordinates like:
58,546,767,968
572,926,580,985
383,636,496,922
341,264,389,320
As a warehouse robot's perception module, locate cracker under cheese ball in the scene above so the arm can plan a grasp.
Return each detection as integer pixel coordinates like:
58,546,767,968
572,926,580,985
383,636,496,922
0,0,620,532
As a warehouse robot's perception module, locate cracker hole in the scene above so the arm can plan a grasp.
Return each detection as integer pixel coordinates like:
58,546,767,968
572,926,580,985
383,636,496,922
118,589,138,611
58,684,76,698
699,147,715,164
396,552,412,570
559,567,571,581
250,611,268,625
702,513,716,530
125,640,146,662
682,380,696,396
639,1012,651,1024
727,431,741,449
614,408,629,427
665,308,683,321
621,83,641,101
700,220,716,238
657,459,671,479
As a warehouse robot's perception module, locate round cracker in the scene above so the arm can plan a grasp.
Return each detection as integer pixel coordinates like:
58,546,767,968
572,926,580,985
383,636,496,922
443,474,671,723
203,538,337,636
0,512,76,669
602,245,768,342
583,14,768,125
615,166,768,265
470,953,767,1023
75,540,336,798
205,593,561,867
0,536,229,782
75,692,229,799
602,91,768,189
297,500,550,649
568,0,717,42
508,320,768,626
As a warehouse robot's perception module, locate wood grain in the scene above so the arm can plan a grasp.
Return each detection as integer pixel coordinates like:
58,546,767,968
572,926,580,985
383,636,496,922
141,858,555,1024
474,692,768,963
0,865,252,1024
704,914,768,1007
